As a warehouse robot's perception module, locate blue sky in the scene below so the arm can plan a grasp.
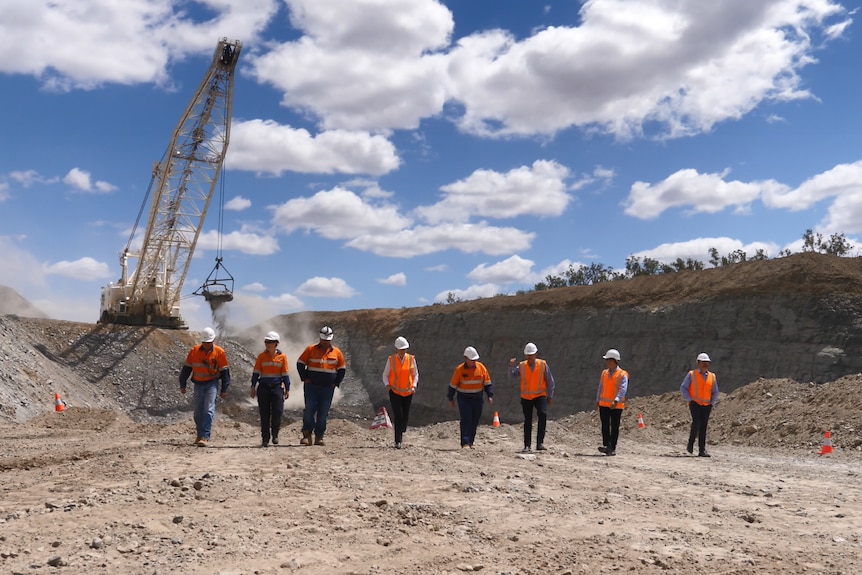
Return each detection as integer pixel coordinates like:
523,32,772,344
1,0,859,332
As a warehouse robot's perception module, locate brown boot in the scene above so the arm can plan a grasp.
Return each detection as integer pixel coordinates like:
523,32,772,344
314,435,325,446
300,431,312,446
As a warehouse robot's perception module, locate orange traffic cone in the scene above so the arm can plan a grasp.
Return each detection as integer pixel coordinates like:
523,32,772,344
819,431,833,455
637,413,646,429
492,411,500,427
54,393,65,412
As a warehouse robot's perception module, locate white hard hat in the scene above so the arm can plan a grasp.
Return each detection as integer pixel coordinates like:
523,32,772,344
524,342,538,355
463,346,480,360
265,331,280,342
697,352,711,362
319,326,334,340
394,336,409,350
201,327,216,343
602,348,621,361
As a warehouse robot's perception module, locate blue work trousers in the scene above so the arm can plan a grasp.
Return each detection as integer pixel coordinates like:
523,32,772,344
257,384,285,442
303,383,336,438
193,381,219,440
456,392,485,447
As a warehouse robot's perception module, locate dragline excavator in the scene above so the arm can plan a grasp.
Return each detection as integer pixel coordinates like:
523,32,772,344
99,38,241,329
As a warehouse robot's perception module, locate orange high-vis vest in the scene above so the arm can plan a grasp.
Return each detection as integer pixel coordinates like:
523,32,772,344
598,368,627,408
185,344,229,382
451,362,490,394
689,370,715,406
388,353,416,396
520,359,547,400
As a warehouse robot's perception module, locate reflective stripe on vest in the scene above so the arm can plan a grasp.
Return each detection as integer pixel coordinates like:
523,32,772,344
520,359,547,399
388,353,415,396
598,368,627,408
253,351,288,379
690,370,715,406
455,363,488,393
187,345,227,381
300,345,344,374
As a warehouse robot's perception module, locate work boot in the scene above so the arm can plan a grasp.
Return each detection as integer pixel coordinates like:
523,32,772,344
521,446,532,453
300,431,312,446
272,435,279,445
314,435,325,446
196,438,208,448
536,444,547,451
598,446,608,454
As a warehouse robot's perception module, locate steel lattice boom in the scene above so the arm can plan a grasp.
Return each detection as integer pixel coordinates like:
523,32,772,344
99,38,241,328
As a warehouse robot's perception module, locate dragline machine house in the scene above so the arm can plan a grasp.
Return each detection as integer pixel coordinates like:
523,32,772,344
99,38,241,329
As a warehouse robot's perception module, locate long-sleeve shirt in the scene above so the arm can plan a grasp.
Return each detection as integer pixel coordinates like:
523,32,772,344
382,354,419,389
680,369,719,405
297,343,346,387
251,349,291,390
509,360,556,399
448,361,493,401
179,344,231,393
595,366,628,404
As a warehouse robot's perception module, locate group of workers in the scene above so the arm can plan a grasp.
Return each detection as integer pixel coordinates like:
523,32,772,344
179,327,719,457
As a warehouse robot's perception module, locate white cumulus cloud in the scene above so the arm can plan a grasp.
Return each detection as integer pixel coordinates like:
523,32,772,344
467,255,535,284
225,196,252,211
296,277,357,298
271,187,411,240
230,120,400,176
378,273,407,286
43,257,111,280
416,160,572,224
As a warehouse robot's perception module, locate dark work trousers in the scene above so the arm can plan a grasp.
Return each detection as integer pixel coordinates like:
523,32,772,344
521,396,548,448
388,390,413,444
456,392,485,447
257,384,285,443
599,406,623,451
688,402,713,454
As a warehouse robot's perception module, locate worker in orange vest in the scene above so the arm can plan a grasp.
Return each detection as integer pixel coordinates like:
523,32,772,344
382,336,419,449
179,327,231,447
297,326,346,446
680,352,719,457
596,348,628,456
509,342,556,453
448,346,494,449
250,331,290,447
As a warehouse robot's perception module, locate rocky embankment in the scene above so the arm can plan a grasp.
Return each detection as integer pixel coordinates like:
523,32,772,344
3,252,862,426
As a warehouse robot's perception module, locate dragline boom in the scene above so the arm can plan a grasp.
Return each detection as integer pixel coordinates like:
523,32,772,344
99,38,241,328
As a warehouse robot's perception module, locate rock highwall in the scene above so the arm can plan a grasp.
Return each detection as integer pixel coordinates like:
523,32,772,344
263,292,862,427
5,254,862,426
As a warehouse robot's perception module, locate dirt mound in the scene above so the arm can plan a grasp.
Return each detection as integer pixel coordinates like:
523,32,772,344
0,286,47,318
547,375,862,454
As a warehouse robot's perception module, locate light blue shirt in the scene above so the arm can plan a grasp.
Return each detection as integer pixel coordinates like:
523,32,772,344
595,366,628,404
509,359,556,399
680,369,719,405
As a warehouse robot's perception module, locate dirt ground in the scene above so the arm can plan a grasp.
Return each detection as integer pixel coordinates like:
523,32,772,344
2,376,861,575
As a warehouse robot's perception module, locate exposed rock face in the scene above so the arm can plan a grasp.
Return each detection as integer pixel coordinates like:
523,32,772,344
3,252,862,425
259,253,862,426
